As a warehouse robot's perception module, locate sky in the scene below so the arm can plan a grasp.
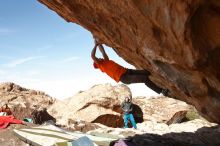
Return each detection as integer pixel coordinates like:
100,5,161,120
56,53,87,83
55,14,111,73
0,0,158,99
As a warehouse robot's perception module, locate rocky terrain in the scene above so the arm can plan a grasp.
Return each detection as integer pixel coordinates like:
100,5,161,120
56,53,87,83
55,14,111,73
38,0,220,123
0,82,220,146
0,82,55,146
48,84,193,129
0,82,55,120
0,83,100,145
48,84,220,146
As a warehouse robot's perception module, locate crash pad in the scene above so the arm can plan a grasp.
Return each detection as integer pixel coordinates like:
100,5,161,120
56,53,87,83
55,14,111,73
14,124,116,146
55,136,94,146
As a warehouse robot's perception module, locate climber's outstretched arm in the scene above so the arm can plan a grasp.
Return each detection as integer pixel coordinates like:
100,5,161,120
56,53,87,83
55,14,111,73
98,44,109,60
91,43,100,63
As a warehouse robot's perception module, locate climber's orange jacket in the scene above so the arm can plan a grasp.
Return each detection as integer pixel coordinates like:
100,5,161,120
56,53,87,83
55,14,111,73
93,60,127,82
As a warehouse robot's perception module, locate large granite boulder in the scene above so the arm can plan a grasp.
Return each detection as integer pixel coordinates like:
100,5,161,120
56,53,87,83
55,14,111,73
38,0,220,123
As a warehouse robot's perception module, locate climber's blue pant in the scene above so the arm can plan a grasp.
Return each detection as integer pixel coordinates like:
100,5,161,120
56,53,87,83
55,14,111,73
123,113,137,129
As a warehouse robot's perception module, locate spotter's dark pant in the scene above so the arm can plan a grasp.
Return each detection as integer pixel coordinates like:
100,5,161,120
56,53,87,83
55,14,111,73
120,69,163,94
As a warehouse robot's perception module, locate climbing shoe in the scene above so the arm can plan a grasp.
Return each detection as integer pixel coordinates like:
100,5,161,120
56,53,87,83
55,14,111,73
161,89,169,97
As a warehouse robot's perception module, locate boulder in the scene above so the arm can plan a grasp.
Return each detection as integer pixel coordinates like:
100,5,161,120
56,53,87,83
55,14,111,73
166,110,188,125
48,84,192,128
132,96,191,123
0,82,55,120
38,0,220,123
48,84,132,128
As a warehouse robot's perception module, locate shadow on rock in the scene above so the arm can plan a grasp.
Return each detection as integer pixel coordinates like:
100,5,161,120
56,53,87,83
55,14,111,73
111,125,220,146
92,104,144,128
132,103,144,123
31,108,56,125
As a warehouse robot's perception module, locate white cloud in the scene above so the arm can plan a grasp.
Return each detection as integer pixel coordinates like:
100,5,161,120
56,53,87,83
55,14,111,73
0,70,6,76
0,71,40,82
60,56,80,63
17,78,109,99
26,70,40,76
5,56,45,68
128,84,158,98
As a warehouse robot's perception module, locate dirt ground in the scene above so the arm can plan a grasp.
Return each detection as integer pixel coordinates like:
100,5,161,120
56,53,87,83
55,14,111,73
0,123,35,146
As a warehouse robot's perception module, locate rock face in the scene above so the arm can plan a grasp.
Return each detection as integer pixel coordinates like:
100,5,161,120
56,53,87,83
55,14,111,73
38,0,220,123
132,96,190,124
0,82,55,120
0,83,54,146
48,84,132,128
48,84,192,129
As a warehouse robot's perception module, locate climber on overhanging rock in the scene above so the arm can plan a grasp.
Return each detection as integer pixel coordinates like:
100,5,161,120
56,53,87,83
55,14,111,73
91,38,170,96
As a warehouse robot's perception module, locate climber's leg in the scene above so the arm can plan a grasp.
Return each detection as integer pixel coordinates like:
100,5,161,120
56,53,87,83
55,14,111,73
125,69,151,76
145,78,170,96
120,69,149,84
144,78,163,94
120,69,169,96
